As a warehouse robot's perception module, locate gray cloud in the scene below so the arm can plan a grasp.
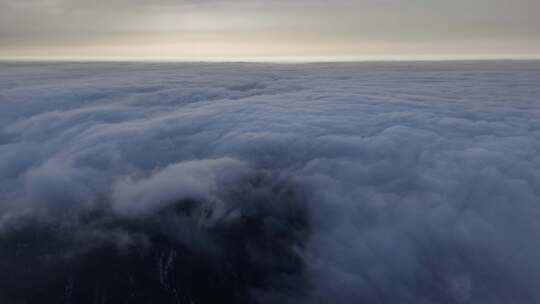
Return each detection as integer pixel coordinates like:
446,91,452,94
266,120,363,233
1,61,540,303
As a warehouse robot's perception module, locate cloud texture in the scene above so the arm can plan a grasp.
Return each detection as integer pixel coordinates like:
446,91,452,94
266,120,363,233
1,61,540,303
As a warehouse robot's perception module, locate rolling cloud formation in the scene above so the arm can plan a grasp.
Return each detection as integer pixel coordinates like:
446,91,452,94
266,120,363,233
1,62,540,303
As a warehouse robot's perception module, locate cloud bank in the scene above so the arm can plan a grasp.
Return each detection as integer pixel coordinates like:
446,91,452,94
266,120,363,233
1,61,540,303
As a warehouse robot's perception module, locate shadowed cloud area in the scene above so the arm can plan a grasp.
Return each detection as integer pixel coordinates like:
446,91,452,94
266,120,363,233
1,61,540,303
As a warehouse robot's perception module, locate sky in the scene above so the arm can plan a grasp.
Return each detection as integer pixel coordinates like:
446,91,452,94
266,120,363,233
1,0,540,61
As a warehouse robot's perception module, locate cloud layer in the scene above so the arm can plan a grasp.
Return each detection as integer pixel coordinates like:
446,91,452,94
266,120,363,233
1,61,540,303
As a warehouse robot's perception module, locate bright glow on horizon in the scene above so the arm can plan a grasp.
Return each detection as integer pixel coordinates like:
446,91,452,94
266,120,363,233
3,54,540,63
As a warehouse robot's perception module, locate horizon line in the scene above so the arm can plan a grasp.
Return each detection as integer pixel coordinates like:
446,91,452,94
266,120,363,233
2,54,540,64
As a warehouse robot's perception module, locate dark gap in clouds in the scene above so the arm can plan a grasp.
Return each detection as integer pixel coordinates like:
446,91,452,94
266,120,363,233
0,170,310,304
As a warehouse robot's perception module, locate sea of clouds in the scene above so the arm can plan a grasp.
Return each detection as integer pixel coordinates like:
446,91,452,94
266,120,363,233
1,61,540,303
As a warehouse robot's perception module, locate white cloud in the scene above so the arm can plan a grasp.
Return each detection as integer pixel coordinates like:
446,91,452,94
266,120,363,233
112,157,251,217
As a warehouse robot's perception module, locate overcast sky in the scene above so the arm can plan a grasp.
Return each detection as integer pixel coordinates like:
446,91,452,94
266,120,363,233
1,0,540,60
